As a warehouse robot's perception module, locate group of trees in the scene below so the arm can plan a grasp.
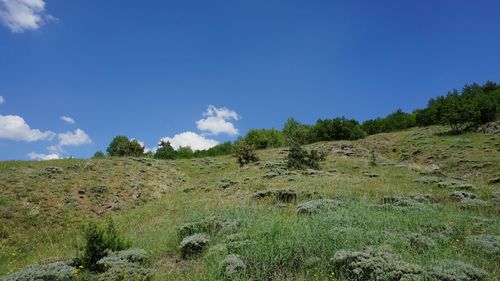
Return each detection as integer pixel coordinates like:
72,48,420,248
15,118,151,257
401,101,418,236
415,82,499,134
96,81,499,159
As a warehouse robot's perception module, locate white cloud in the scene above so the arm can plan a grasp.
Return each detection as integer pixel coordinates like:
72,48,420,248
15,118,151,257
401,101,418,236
0,0,53,33
0,115,55,141
58,128,91,146
28,152,60,161
196,105,239,136
60,116,75,124
160,131,218,151
0,96,4,105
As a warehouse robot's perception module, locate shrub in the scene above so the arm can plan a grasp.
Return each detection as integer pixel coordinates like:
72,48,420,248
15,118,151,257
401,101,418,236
429,260,487,281
465,235,500,256
106,136,144,157
96,249,151,281
220,254,246,279
233,141,259,167
92,151,106,159
96,262,152,281
406,233,436,252
97,248,150,267
332,247,424,280
3,262,74,281
275,189,297,203
78,220,129,272
286,143,326,170
180,233,210,258
297,199,342,215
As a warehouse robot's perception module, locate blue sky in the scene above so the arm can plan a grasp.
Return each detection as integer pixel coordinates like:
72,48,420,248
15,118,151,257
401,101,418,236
1,0,499,160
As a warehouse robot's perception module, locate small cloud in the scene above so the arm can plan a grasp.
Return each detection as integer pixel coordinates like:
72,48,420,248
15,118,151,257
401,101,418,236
0,0,54,33
58,128,91,146
28,152,60,161
0,114,55,141
196,105,239,136
60,116,75,124
159,131,218,151
0,96,4,105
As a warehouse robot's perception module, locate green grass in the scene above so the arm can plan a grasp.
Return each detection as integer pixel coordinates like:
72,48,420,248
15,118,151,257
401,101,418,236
1,126,499,280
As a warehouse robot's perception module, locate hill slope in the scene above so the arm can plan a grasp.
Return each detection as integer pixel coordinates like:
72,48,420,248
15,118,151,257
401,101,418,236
1,126,499,280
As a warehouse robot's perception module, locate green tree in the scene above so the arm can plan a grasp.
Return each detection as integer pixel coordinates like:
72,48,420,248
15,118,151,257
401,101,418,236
177,146,194,159
92,151,106,159
154,140,176,159
106,136,144,157
242,129,286,149
282,118,311,145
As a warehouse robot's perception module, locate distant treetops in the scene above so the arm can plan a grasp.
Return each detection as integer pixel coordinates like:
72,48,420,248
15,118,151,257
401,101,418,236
96,81,499,159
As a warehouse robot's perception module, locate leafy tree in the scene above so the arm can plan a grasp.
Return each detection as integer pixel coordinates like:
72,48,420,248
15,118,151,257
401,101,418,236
233,141,259,167
310,117,365,142
177,146,194,159
362,109,416,135
282,118,311,145
106,136,144,157
242,129,286,149
92,151,106,159
154,140,176,159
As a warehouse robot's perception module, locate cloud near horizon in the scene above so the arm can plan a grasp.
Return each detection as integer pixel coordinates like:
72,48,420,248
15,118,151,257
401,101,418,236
196,105,239,136
27,152,60,161
0,115,55,141
0,96,4,105
160,131,218,151
47,128,92,154
0,0,54,33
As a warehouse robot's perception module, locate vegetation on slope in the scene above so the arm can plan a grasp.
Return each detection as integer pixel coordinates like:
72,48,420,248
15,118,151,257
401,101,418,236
1,125,498,280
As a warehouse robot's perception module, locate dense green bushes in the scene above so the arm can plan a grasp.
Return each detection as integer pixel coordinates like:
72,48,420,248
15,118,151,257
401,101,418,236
362,109,416,135
415,81,500,134
100,81,498,159
106,136,144,157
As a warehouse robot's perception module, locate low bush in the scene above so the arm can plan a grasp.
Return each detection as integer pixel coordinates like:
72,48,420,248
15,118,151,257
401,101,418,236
3,262,74,281
233,141,259,167
296,199,342,215
180,233,210,259
286,143,325,170
465,235,500,256
429,260,487,281
220,254,246,279
332,247,424,280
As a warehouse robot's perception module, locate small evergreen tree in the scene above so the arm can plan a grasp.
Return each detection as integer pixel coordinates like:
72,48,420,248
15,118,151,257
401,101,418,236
154,141,177,159
78,219,129,272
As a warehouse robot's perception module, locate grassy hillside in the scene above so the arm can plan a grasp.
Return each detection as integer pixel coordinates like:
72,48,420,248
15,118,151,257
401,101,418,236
1,126,499,280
